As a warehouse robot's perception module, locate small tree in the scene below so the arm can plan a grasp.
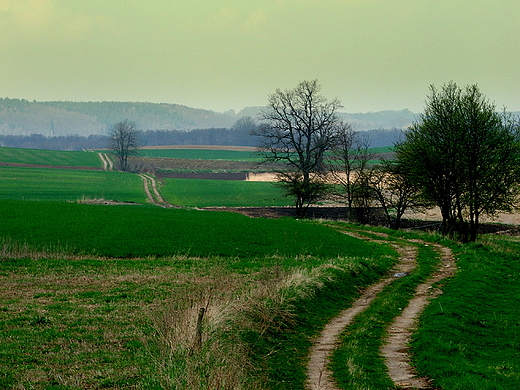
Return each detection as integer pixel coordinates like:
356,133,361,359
254,80,343,217
109,120,140,171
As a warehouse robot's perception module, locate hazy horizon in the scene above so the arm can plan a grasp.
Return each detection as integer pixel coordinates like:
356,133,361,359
1,1,519,113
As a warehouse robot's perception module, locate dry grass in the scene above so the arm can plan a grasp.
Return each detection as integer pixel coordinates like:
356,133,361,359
150,263,349,390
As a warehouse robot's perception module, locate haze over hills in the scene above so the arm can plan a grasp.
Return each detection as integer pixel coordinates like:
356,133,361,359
0,98,417,137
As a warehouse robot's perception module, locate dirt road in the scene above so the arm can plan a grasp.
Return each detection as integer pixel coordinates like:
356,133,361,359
306,232,455,390
137,173,174,208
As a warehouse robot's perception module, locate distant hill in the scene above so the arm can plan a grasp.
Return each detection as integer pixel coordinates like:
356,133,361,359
0,97,420,137
0,98,237,136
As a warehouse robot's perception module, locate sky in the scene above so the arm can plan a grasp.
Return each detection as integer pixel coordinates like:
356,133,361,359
1,0,519,114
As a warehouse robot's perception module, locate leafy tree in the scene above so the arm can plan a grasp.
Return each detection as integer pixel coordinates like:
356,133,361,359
254,80,343,217
395,82,520,241
109,120,140,171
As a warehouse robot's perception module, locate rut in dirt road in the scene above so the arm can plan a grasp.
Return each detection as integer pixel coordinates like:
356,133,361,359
306,232,455,390
382,243,455,390
138,173,174,208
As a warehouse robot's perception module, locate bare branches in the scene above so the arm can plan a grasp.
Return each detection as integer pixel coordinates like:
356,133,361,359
109,119,140,171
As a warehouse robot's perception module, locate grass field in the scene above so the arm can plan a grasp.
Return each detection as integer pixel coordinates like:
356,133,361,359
0,199,394,389
160,178,290,207
137,148,261,161
0,167,145,203
0,147,102,167
411,234,520,389
2,145,520,389
0,200,381,259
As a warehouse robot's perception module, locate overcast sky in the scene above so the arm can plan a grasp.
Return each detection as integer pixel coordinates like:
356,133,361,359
1,0,519,113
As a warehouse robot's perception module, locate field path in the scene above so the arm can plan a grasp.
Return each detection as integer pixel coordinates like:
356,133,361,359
97,153,113,171
137,173,174,208
306,231,455,390
382,243,455,389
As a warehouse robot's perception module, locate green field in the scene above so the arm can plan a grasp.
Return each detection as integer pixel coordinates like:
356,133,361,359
161,178,290,207
0,199,394,388
1,145,520,389
0,167,145,203
135,148,261,161
0,200,374,259
0,146,102,167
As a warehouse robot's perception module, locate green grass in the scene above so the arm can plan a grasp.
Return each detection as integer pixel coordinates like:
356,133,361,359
0,200,394,389
411,235,520,389
161,178,290,207
0,167,145,203
0,146,102,167
331,236,441,389
0,200,384,260
136,149,261,161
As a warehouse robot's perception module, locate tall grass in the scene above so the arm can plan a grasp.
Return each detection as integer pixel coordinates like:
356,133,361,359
148,256,396,390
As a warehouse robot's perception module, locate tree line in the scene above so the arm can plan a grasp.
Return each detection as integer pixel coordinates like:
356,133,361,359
253,80,520,242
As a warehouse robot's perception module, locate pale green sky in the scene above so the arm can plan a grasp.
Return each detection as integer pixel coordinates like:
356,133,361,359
1,0,519,113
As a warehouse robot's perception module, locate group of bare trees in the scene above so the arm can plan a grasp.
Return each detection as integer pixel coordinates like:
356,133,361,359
255,80,520,241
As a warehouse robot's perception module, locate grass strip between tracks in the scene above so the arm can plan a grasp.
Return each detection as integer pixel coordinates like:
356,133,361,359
330,231,441,389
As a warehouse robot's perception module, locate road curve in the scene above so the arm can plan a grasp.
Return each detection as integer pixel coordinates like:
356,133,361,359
306,231,455,390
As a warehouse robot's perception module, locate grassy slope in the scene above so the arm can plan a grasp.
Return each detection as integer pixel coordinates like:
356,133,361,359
411,234,520,389
0,146,102,167
161,178,291,207
0,167,145,203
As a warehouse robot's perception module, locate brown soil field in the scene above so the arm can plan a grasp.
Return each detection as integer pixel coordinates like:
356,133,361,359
138,144,257,151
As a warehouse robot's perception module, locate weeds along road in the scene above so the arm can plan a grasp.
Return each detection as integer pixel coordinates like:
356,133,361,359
306,230,456,390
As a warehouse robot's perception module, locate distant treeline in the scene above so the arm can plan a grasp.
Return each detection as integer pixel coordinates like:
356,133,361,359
0,128,403,151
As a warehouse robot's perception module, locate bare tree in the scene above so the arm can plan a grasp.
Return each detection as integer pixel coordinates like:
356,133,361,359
328,124,374,222
254,80,343,217
368,160,427,229
109,120,139,171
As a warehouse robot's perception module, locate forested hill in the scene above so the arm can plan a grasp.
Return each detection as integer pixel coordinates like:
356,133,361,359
0,97,418,137
0,98,238,136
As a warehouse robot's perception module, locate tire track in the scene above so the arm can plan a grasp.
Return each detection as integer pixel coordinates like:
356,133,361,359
306,231,455,390
306,237,417,390
97,152,113,171
137,173,174,208
381,243,455,389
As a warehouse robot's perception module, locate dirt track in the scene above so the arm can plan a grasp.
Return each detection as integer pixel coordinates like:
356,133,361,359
305,231,456,390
